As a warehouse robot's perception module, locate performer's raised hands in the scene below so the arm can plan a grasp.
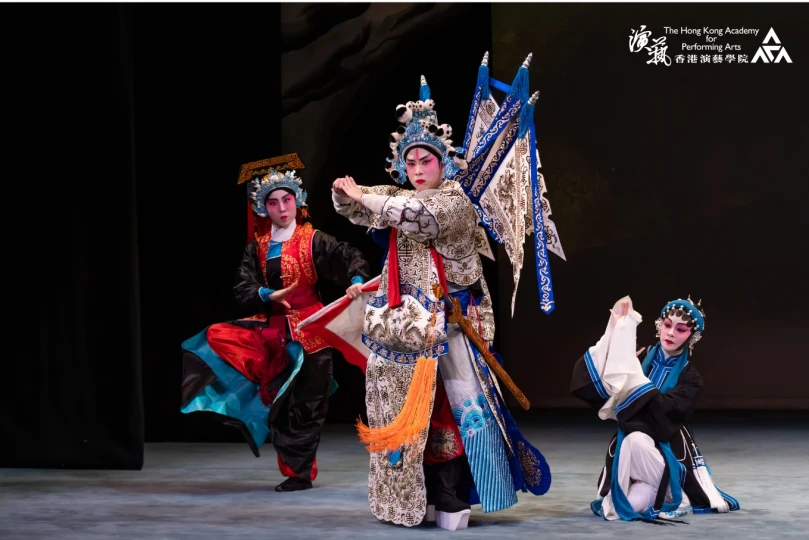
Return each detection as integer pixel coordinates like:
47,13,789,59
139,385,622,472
270,280,299,309
610,297,632,322
332,176,363,202
331,177,347,196
608,297,643,357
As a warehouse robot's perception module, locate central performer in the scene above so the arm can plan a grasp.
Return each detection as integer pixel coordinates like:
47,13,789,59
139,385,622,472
332,71,551,531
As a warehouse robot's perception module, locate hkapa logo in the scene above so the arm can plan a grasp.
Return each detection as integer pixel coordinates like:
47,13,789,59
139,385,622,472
752,28,792,63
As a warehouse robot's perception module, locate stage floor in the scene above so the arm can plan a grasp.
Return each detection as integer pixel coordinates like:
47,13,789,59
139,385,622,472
2,418,807,539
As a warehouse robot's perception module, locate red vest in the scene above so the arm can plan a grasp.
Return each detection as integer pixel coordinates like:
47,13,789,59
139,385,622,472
256,222,328,353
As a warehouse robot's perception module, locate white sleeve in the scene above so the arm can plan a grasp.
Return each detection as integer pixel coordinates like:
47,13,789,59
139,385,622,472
582,296,654,421
360,193,440,242
333,185,400,228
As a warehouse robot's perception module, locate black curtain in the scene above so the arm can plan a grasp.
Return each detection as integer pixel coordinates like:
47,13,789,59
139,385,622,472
133,5,283,442
3,5,143,469
3,3,491,454
2,3,284,466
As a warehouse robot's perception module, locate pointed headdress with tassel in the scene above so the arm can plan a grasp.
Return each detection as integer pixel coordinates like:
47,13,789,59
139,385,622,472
385,76,468,184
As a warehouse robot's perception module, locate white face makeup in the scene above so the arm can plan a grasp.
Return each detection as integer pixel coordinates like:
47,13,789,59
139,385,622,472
659,313,694,354
404,147,443,191
265,189,297,228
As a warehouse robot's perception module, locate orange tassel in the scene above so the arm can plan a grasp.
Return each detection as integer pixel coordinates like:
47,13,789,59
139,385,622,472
356,355,437,453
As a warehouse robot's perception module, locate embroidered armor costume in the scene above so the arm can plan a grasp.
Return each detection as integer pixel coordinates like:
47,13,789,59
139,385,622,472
333,59,556,528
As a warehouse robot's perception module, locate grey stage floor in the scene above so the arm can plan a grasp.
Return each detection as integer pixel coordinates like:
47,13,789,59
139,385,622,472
2,419,807,539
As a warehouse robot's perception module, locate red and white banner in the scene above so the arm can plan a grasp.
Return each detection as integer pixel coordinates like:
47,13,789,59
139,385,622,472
297,275,380,373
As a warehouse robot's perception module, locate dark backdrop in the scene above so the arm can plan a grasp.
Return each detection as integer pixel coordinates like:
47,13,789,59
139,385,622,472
136,3,494,443
276,3,496,429
134,5,283,443
7,3,808,469
490,3,809,409
3,4,285,466
4,5,146,468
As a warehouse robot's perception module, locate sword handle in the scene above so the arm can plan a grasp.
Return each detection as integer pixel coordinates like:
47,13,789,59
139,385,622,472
434,286,531,411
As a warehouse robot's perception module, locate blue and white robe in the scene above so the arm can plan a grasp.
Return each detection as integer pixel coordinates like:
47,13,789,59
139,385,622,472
570,297,740,521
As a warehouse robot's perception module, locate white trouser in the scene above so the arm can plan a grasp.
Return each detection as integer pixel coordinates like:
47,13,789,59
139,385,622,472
602,432,691,519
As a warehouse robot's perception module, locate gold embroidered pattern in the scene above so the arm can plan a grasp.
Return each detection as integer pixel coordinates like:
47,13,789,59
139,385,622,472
288,306,328,353
237,153,306,185
240,313,268,322
256,223,327,353
428,428,462,461
365,355,435,526
429,182,484,288
296,222,318,285
517,440,543,487
280,254,301,289
477,274,496,343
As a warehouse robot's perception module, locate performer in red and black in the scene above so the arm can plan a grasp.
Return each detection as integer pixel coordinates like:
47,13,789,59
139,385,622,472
181,168,370,492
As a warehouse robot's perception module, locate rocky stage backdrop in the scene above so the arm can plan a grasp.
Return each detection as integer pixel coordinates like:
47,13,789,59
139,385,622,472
279,4,809,415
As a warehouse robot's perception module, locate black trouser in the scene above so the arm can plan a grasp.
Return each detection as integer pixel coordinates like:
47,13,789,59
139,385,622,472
269,347,333,480
425,456,474,512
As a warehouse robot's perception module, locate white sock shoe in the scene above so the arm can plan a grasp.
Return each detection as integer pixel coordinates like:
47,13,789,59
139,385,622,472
436,509,471,531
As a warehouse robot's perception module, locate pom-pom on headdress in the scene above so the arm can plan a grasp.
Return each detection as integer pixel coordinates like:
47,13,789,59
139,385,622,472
250,169,308,217
385,75,467,184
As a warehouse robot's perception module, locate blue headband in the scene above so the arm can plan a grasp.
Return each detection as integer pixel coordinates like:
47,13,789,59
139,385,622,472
660,298,705,333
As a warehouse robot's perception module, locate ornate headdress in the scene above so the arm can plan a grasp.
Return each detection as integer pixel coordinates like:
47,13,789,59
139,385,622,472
250,169,308,217
385,75,468,184
655,295,706,352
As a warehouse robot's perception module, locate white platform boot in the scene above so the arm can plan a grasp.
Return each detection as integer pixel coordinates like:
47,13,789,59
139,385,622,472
433,458,471,531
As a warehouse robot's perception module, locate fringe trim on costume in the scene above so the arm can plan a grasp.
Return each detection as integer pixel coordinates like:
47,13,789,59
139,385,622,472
356,355,437,452
517,99,535,140
510,66,529,105
477,62,490,100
